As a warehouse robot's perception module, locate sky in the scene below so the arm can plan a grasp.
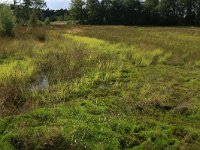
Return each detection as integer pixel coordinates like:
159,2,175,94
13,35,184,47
0,0,70,10
45,0,70,10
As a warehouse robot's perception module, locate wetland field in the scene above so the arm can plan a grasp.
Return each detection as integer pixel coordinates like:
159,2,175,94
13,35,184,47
1,26,200,149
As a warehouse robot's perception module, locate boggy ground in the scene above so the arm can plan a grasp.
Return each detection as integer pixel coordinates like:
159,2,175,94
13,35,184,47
0,25,200,150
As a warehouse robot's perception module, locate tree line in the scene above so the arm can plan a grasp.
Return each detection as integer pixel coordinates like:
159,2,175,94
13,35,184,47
11,1,69,24
70,0,200,26
42,9,69,22
7,0,200,26
0,0,48,36
11,0,46,25
1,0,200,36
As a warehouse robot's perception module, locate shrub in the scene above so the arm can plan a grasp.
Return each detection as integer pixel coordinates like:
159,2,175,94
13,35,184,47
44,17,50,25
28,11,39,27
0,4,15,36
0,79,28,116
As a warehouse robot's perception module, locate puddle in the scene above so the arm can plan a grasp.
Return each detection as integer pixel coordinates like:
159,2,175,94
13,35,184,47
39,74,49,90
31,74,49,91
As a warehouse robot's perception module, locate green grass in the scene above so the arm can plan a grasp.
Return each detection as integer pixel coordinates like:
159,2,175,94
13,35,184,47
0,26,200,149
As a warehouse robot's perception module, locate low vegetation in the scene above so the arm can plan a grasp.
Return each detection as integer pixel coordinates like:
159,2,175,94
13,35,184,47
0,25,200,149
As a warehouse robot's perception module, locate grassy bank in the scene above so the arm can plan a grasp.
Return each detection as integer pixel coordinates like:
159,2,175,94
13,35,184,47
0,26,200,149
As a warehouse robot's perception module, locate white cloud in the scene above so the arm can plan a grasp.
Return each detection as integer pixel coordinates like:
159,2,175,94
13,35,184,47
46,0,70,9
0,0,13,4
0,0,70,9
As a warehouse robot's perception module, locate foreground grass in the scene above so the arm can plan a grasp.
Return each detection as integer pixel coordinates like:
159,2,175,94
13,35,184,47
0,26,200,149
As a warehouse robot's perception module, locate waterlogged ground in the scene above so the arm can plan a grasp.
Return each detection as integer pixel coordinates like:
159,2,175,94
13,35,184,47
0,26,200,149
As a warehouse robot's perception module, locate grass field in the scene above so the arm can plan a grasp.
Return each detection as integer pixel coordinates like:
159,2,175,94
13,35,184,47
0,25,200,150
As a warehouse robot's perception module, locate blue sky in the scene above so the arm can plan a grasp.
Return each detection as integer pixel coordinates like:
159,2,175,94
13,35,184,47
46,0,70,10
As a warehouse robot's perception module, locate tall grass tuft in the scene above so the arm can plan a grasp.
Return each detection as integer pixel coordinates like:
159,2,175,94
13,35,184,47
0,79,30,116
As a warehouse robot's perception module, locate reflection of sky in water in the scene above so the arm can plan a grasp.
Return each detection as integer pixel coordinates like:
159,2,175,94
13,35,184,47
39,75,48,90
1,0,70,9
31,74,48,91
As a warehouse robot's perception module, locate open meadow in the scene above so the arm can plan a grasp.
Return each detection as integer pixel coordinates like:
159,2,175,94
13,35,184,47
0,25,200,149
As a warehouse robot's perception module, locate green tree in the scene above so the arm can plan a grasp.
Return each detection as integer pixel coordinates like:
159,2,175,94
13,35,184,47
21,0,32,22
86,0,101,24
0,4,15,36
70,0,86,24
28,11,39,26
145,0,159,8
100,0,112,24
182,0,197,25
158,0,181,25
109,0,124,24
32,0,46,10
68,0,200,26
16,0,46,24
195,0,200,25
145,0,160,24
122,0,144,25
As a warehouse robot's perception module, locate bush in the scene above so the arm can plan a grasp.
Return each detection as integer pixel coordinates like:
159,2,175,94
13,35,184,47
0,4,15,36
0,79,28,116
44,17,50,25
28,11,39,27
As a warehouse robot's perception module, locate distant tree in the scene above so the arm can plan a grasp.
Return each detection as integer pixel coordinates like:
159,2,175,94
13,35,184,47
16,0,46,24
0,4,15,36
195,0,200,25
68,0,200,26
42,9,68,22
109,0,124,24
86,0,101,24
32,0,46,10
21,0,32,22
158,0,181,25
28,10,39,26
145,0,160,24
70,0,86,24
122,0,144,25
182,0,197,25
100,0,112,24
145,0,159,7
